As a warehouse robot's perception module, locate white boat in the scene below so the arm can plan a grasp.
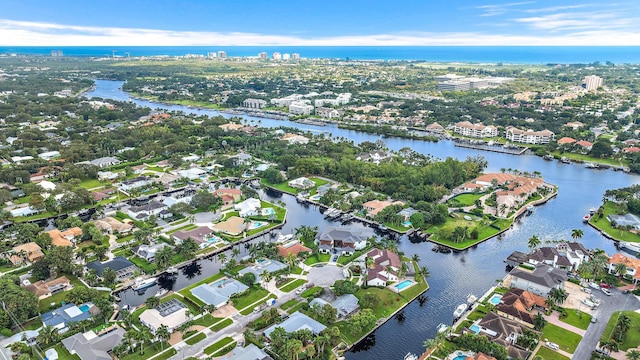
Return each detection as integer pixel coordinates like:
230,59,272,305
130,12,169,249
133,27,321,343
132,277,157,291
453,303,468,318
404,353,418,360
436,323,449,333
620,242,640,255
466,294,478,304
583,214,591,223
276,233,294,243
155,288,168,297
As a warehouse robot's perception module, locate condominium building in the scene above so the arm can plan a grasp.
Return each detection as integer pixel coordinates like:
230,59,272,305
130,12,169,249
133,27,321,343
242,98,267,109
292,53,300,60
583,75,603,91
217,51,227,59
289,101,314,115
453,121,498,138
258,52,267,61
272,52,282,60
505,126,555,144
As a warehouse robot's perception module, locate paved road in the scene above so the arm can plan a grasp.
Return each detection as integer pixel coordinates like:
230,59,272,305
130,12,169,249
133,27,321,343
573,288,639,360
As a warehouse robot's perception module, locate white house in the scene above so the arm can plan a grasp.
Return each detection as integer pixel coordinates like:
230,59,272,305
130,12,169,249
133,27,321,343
176,167,206,180
234,198,261,217
288,177,316,190
118,176,152,192
38,151,61,160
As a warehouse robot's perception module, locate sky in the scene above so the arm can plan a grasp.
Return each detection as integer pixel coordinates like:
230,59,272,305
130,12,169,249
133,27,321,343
1,0,639,46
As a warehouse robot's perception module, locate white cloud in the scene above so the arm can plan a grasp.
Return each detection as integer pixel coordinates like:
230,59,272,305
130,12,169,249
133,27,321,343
476,1,535,17
1,19,640,46
514,11,635,32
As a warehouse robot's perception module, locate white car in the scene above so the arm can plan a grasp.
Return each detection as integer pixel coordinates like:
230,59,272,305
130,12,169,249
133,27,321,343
601,288,612,296
546,342,559,350
582,287,592,294
589,283,601,290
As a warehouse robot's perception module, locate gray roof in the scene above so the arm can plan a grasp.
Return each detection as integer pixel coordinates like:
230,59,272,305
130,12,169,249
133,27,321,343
264,311,326,339
135,243,169,261
129,201,166,214
191,278,249,307
510,263,568,288
316,226,370,245
332,294,359,317
85,256,136,277
62,327,125,360
90,156,121,167
41,303,92,328
309,298,330,309
397,207,418,218
226,344,272,360
238,260,287,282
608,213,640,228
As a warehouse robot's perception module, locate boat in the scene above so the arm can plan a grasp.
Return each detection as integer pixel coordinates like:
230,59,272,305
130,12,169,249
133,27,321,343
466,294,478,304
543,154,554,161
436,323,450,333
585,162,599,169
155,288,168,297
561,157,570,164
132,277,157,291
583,214,591,223
404,353,418,360
589,208,597,215
620,242,640,255
526,205,534,215
276,233,294,243
379,224,387,230
296,193,306,203
453,303,468,318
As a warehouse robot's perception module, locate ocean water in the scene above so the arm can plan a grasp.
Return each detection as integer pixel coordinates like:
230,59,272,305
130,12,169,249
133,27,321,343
1,46,640,64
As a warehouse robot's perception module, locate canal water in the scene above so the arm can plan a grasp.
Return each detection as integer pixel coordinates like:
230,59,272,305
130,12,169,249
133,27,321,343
88,80,640,359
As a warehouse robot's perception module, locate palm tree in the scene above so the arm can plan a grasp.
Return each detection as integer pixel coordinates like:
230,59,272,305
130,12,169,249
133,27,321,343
155,246,173,271
285,252,298,271
155,325,170,350
533,313,547,331
626,349,640,360
528,235,541,252
419,266,430,280
261,269,272,284
600,340,619,355
614,263,628,280
120,309,133,328
145,296,160,309
217,253,227,264
412,254,420,263
231,247,240,261
571,229,584,241
36,325,59,346
124,329,137,352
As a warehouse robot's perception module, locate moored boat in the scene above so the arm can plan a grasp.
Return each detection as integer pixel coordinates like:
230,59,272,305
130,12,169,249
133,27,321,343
436,323,449,333
620,241,640,256
561,157,570,164
583,214,591,222
466,294,478,304
132,277,157,291
155,288,168,297
453,303,468,318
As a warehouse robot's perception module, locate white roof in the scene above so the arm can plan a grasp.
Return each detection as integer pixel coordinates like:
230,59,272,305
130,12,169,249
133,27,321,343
64,306,83,318
39,180,57,191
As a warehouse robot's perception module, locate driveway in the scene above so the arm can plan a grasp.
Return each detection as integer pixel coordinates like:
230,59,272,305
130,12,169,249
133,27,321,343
307,265,345,287
572,288,640,360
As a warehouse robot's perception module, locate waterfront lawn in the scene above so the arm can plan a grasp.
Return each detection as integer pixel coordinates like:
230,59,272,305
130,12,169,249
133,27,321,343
542,323,582,353
129,256,157,274
552,151,627,167
354,287,402,318
261,179,301,194
210,318,233,331
185,332,206,345
600,311,640,351
278,279,306,292
590,202,640,242
178,273,225,302
534,346,570,360
447,193,484,207
308,177,330,196
204,337,235,355
560,309,592,330
427,216,512,250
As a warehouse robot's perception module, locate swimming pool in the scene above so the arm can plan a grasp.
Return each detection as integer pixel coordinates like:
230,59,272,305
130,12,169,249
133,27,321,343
394,280,414,291
207,235,221,243
262,208,275,216
489,294,503,305
453,355,467,360
211,278,228,287
402,221,412,227
248,221,266,230
79,304,91,313
469,324,480,334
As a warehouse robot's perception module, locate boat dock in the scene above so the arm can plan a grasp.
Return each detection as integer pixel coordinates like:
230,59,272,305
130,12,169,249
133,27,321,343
453,140,527,155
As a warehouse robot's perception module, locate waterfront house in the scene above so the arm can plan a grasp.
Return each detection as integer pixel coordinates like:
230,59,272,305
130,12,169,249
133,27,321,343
85,256,138,282
41,303,94,331
331,294,360,318
362,199,393,217
426,122,445,133
191,278,249,308
476,312,532,360
509,263,567,297
366,249,401,286
62,326,125,360
288,177,316,190
94,217,132,234
356,150,391,164
46,227,82,247
139,299,189,333
315,226,369,256
215,188,243,203
239,259,287,282
277,241,312,258
496,288,547,325
234,198,261,217
172,226,215,245
24,276,71,300
135,243,170,262
127,201,169,221
212,216,247,236
8,242,45,265
264,311,326,340
556,137,576,145
607,253,640,284
281,133,310,145
607,213,640,230
397,207,418,221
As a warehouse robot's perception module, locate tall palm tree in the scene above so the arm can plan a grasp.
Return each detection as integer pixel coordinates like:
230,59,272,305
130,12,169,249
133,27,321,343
231,247,240,261
285,252,298,271
36,325,59,346
412,254,420,263
123,329,137,352
571,229,584,241
217,253,227,264
261,269,272,284
528,235,541,252
155,325,170,350
614,263,628,280
600,340,619,355
626,349,640,360
155,246,173,271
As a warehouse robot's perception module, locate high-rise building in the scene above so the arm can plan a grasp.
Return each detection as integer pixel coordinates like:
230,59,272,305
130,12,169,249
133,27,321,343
51,50,63,57
292,53,300,60
207,52,217,59
258,52,267,61
282,53,291,60
272,52,282,60
217,51,227,59
583,75,603,91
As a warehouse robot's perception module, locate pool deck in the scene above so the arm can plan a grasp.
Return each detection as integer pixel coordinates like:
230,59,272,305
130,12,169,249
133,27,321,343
387,279,417,293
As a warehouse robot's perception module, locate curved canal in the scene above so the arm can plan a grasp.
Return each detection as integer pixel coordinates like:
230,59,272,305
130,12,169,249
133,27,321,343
88,80,640,359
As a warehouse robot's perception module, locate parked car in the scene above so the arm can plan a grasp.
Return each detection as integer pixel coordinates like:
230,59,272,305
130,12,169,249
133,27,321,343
589,283,601,290
582,287,592,294
600,283,613,289
601,288,612,296
591,317,597,323
546,342,560,350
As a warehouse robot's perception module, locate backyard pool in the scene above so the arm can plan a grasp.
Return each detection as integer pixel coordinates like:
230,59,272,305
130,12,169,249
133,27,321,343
489,294,503,305
79,304,91,313
469,324,480,334
262,208,275,216
248,221,267,230
394,280,414,291
211,278,228,287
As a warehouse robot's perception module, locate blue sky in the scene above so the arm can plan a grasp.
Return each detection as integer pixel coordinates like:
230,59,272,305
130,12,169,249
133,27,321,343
1,0,639,45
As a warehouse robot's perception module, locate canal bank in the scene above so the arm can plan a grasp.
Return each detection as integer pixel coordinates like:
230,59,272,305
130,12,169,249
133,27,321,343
87,80,640,360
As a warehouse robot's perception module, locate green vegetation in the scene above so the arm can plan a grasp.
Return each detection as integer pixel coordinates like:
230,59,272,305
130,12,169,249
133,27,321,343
534,346,570,360
210,318,233,331
120,342,171,360
447,193,485,207
301,286,324,299
49,344,80,360
278,279,306,292
204,336,235,355
428,215,512,250
185,332,206,345
152,349,177,360
304,254,331,265
600,311,640,351
192,314,217,327
560,309,592,330
542,323,582,353
590,201,640,242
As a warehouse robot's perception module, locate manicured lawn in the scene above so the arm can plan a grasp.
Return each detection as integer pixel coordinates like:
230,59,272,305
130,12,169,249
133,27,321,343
185,332,206,345
291,266,305,275
129,256,157,274
427,215,512,250
49,344,80,360
552,151,628,167
178,273,225,304
80,179,105,189
278,279,306,293
13,211,55,223
120,341,170,360
210,318,233,331
447,193,484,207
304,254,331,265
38,275,104,312
301,286,323,299
353,287,403,319
280,299,298,310
204,337,235,355
152,348,177,360
534,346,570,360
261,179,301,195
308,177,330,196
542,323,582,353
590,202,640,242
192,314,217,327
231,287,272,310
560,309,592,330
166,223,198,235
600,311,640,351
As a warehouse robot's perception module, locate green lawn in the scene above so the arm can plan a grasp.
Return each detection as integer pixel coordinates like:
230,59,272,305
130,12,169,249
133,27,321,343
551,151,628,167
278,279,306,292
192,314,217,327
542,323,582,353
590,202,640,242
304,254,331,265
204,337,235,355
290,266,305,275
447,193,484,207
427,215,512,250
308,177,330,196
534,346,570,360
151,348,177,360
129,256,157,274
48,344,80,360
301,286,323,299
185,332,206,345
166,224,198,235
560,309,592,330
38,275,103,312
210,318,233,331
231,287,271,310
261,179,301,194
79,179,105,189
600,311,640,351
280,299,298,310
120,341,170,360
178,273,225,304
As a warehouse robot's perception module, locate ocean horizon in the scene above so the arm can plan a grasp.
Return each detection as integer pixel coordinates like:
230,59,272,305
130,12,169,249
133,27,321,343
1,46,640,64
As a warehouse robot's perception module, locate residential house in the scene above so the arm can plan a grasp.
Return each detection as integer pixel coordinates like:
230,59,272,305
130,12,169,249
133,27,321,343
212,216,246,236
131,164,147,174
234,198,262,217
476,312,532,360
315,107,344,119
509,263,568,297
24,276,71,300
526,247,572,270
91,188,115,201
226,344,273,360
496,288,547,325
62,327,125,360
127,201,169,221
97,171,120,181
139,299,189,333
118,176,152,192
85,256,138,282
362,199,404,217
219,123,244,131
557,137,576,145
215,188,243,205
607,253,640,284
264,312,326,340
505,127,555,145
356,150,390,164
315,227,369,255
288,177,316,190
239,259,287,282
397,207,418,221
177,167,206,180
41,303,94,331
8,242,45,265
38,151,61,161
135,243,170,262
575,140,594,151
191,278,249,308
426,122,445,133
607,213,640,230
453,121,498,138
331,294,360,318
94,217,132,234
46,227,82,247
172,226,215,245
366,249,402,286
161,193,193,207
181,154,200,163
281,133,310,145
278,241,312,258
89,157,121,168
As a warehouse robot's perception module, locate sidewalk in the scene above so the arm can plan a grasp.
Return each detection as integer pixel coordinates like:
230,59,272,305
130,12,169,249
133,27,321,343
543,311,586,336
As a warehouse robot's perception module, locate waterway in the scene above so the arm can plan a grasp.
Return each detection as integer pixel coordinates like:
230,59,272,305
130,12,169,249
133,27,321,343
88,80,640,360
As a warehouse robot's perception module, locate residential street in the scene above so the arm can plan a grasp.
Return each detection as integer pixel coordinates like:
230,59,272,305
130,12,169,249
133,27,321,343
572,288,640,360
